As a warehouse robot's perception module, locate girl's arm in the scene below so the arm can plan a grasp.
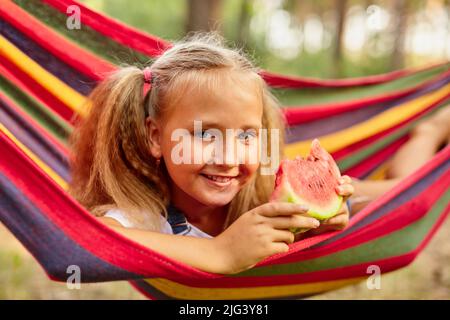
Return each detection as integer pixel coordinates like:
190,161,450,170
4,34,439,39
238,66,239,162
98,202,319,275
99,217,230,274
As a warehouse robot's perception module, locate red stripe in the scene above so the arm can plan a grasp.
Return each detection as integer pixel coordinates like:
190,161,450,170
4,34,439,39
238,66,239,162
0,131,222,281
343,136,409,178
4,2,442,168
1,0,448,294
283,69,450,125
254,144,450,266
0,55,75,123
3,0,445,115
258,64,448,89
1,106,449,290
0,64,72,133
334,128,399,161
0,91,69,155
264,145,450,266
42,0,448,88
42,0,172,57
162,170,450,288
332,92,450,161
0,1,115,81
4,123,447,287
133,184,449,289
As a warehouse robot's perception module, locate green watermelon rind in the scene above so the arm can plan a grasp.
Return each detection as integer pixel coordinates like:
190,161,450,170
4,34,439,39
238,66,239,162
274,179,344,234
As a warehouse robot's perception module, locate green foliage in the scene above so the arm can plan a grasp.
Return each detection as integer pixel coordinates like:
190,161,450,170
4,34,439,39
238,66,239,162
79,0,186,41
76,0,414,79
15,0,447,79
274,63,448,106
14,0,149,65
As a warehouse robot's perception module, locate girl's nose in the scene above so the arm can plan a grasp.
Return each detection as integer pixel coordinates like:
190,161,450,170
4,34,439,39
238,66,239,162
207,143,243,167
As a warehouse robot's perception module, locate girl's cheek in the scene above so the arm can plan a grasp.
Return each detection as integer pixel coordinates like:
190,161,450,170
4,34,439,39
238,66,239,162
244,140,260,167
245,166,258,182
163,137,204,166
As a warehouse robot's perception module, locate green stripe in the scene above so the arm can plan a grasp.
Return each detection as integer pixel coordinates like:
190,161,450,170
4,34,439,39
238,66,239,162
0,74,71,144
275,64,449,106
336,100,450,172
234,187,450,277
13,0,448,109
13,0,149,66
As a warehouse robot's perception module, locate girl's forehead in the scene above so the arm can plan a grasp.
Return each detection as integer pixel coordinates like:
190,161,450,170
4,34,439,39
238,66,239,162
161,70,263,128
163,70,263,117
176,69,261,96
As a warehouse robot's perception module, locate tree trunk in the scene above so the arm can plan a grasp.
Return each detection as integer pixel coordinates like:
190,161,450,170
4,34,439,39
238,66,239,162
236,0,252,48
390,0,409,70
186,0,223,33
333,0,347,77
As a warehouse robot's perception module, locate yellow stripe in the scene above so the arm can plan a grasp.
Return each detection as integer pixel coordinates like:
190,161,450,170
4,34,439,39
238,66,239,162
0,35,86,116
285,83,450,158
0,123,362,299
144,277,364,300
0,124,67,189
366,163,389,181
1,124,363,299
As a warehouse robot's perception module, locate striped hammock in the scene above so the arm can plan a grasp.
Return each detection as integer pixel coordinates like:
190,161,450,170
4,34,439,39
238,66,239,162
0,0,449,300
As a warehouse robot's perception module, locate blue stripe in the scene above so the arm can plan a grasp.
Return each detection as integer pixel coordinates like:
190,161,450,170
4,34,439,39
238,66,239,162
0,172,141,282
313,154,450,248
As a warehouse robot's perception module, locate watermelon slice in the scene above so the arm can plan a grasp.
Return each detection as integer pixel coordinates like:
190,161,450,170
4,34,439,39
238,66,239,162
271,139,343,232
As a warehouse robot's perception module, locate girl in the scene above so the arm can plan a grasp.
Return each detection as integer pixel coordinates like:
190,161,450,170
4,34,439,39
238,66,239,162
69,33,450,275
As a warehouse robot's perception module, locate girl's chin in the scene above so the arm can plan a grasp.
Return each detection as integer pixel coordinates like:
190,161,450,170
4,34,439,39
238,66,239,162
195,192,236,207
182,175,244,207
191,186,239,207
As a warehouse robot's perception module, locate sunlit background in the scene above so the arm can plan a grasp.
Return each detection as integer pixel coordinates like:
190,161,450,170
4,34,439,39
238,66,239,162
80,0,450,78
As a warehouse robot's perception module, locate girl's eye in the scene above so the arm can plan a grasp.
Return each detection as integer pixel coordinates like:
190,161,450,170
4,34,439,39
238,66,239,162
194,130,214,140
238,131,257,143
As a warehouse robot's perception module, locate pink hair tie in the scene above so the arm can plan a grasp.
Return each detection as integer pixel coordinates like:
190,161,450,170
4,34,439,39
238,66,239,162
142,67,153,98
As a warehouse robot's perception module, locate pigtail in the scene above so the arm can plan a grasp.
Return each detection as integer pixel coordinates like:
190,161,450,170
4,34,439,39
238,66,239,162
69,66,169,230
70,32,287,231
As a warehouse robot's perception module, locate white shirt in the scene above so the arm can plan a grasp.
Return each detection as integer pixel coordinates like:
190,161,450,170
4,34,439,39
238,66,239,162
104,208,212,238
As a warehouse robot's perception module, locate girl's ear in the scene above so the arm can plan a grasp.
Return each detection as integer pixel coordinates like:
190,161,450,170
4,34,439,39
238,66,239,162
146,117,162,159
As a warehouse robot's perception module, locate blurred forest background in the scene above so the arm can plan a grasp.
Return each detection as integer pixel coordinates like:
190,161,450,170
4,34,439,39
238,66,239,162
79,0,450,78
1,0,450,300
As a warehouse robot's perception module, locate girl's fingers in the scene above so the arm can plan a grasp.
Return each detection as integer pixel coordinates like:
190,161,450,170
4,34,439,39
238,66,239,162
258,202,309,217
338,175,352,184
322,212,349,228
268,215,320,230
335,183,354,197
271,242,290,255
270,229,296,244
339,201,349,214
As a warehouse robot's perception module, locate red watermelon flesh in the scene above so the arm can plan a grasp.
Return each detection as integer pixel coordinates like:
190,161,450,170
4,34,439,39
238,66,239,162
271,139,343,230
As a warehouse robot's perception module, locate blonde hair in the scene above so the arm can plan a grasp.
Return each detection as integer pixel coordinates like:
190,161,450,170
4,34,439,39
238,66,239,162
69,32,285,231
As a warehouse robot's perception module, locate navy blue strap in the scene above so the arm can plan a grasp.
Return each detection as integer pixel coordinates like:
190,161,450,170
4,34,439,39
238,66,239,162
166,203,189,235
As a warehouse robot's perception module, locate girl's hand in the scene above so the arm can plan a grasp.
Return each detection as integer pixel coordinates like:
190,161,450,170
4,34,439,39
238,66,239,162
336,175,354,202
301,175,354,237
330,174,354,228
212,202,320,274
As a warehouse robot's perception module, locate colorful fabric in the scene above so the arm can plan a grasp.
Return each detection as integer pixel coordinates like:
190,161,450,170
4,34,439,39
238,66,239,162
0,0,449,300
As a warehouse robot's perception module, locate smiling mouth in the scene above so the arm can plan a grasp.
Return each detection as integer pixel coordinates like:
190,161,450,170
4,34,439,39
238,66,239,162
200,174,238,186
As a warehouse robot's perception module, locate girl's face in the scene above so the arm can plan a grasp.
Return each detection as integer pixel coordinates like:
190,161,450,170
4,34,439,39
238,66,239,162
148,72,263,209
